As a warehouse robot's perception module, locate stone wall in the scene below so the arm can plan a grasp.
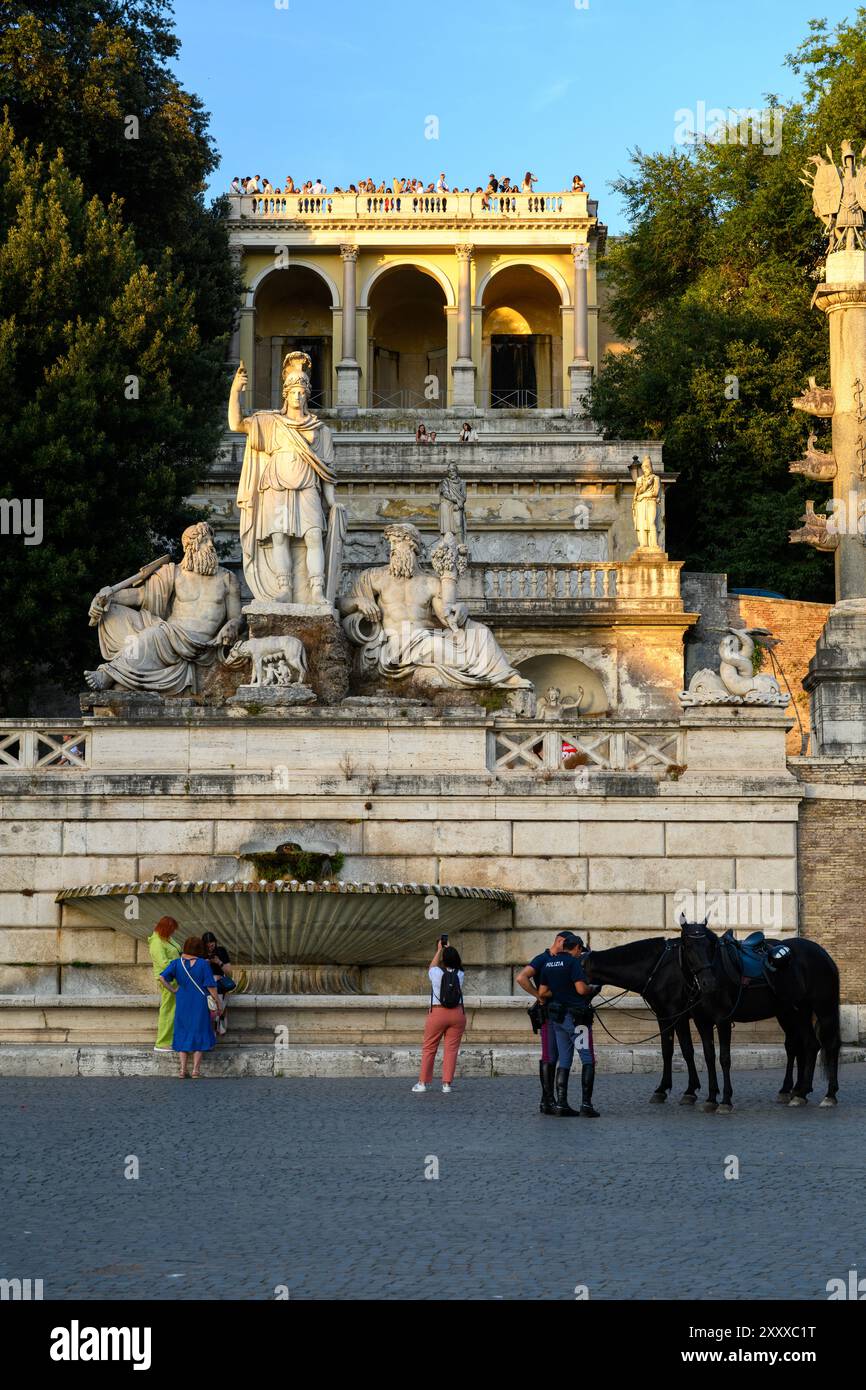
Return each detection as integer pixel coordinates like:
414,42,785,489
681,575,832,758
0,711,801,1008
791,759,866,1005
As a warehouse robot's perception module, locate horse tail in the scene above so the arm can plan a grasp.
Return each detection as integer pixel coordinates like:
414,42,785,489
811,945,841,1078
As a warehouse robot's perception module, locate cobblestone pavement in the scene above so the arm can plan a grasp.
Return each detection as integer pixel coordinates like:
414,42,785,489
2,1065,864,1301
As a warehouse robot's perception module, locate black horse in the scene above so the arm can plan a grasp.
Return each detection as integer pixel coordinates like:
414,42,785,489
580,937,705,1106
679,920,841,1108
582,934,823,1112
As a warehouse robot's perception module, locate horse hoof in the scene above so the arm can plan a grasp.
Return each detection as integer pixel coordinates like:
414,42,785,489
649,1092,667,1104
702,1101,718,1113
819,1096,839,1108
788,1096,808,1107
717,1103,733,1114
776,1091,792,1104
679,1094,698,1106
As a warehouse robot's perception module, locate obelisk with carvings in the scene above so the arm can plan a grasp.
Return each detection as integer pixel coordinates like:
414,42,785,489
794,140,866,752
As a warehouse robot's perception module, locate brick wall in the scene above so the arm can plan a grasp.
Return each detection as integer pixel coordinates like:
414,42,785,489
792,760,866,1004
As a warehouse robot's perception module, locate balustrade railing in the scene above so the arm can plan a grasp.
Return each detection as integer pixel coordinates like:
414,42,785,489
230,191,590,222
489,724,684,776
0,728,90,770
483,563,618,605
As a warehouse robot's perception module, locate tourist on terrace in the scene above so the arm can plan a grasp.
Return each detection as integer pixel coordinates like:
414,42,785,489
436,172,447,191
415,422,428,444
312,178,324,195
284,176,296,192
159,936,222,1079
487,173,499,191
147,915,180,1052
230,177,241,195
459,422,476,444
522,171,537,192
261,178,274,194
572,174,585,191
412,940,466,1094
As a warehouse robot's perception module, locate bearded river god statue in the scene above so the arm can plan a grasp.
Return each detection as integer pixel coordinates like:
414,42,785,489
229,352,346,607
340,523,534,706
84,523,243,694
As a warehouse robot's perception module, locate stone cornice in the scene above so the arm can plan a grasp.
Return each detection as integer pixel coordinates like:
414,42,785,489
811,280,866,312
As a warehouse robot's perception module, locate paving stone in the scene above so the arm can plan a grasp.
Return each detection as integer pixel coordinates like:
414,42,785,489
1,1065,864,1300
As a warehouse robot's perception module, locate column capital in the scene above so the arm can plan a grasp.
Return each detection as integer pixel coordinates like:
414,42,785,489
455,244,475,262
340,244,359,262
571,243,590,269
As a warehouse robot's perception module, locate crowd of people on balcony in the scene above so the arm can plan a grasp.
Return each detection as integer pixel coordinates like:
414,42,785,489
228,172,586,200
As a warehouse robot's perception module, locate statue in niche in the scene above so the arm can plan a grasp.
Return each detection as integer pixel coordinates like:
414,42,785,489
631,455,661,550
537,685,585,721
340,523,534,698
229,352,345,605
438,460,468,544
84,522,243,694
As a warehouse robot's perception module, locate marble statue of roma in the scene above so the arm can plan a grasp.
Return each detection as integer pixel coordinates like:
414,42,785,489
340,522,533,692
632,455,661,550
85,522,243,694
439,460,468,544
229,351,339,605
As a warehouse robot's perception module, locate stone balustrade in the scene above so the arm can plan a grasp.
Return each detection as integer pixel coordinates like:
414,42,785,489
489,722,685,776
0,727,89,771
228,190,591,223
482,562,618,606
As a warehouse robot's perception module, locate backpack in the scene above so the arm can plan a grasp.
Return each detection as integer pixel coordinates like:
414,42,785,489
437,968,463,1010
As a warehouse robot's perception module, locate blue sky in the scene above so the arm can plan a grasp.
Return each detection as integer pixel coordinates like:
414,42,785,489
171,0,856,233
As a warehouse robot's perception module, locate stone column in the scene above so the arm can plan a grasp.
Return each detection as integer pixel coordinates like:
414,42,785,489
804,267,866,754
568,242,593,420
451,244,476,409
336,244,360,411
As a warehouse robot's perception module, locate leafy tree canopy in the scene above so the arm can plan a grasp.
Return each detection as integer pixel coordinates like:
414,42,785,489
0,2,241,712
592,10,866,600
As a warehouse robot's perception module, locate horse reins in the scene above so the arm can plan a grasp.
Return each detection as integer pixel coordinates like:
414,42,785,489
582,942,702,1046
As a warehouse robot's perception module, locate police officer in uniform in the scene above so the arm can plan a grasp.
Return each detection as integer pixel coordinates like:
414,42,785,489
537,933,601,1117
515,931,570,1115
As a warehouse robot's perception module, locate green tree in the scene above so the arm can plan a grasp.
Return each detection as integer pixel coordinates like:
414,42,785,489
592,10,866,600
0,2,241,711
0,121,215,710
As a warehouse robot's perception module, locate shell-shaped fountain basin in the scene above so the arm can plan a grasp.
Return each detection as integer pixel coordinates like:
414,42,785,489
56,880,514,967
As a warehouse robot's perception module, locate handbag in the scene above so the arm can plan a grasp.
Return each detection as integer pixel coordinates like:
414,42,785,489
181,956,219,1012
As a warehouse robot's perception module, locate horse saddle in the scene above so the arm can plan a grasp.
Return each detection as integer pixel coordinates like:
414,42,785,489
720,930,793,988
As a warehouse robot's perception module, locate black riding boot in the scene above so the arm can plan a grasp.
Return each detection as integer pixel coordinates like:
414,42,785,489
580,1062,600,1117
539,1061,555,1114
553,1066,579,1117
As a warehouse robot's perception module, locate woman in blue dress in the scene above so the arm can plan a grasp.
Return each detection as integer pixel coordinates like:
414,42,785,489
159,936,222,1078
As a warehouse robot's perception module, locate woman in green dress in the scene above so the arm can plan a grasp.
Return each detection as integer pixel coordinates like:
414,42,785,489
147,916,181,1051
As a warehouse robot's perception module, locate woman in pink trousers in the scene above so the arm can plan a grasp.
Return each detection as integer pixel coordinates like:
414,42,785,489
412,938,466,1094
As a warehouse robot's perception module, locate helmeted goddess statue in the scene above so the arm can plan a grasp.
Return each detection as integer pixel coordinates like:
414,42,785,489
229,351,343,605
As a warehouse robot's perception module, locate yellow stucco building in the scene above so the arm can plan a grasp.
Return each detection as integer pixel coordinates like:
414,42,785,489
228,186,606,413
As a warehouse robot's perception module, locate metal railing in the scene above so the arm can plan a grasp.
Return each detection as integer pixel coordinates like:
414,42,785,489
489,389,562,410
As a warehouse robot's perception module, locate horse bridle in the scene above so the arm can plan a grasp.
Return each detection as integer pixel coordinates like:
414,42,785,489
679,926,744,1023
581,940,701,1044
